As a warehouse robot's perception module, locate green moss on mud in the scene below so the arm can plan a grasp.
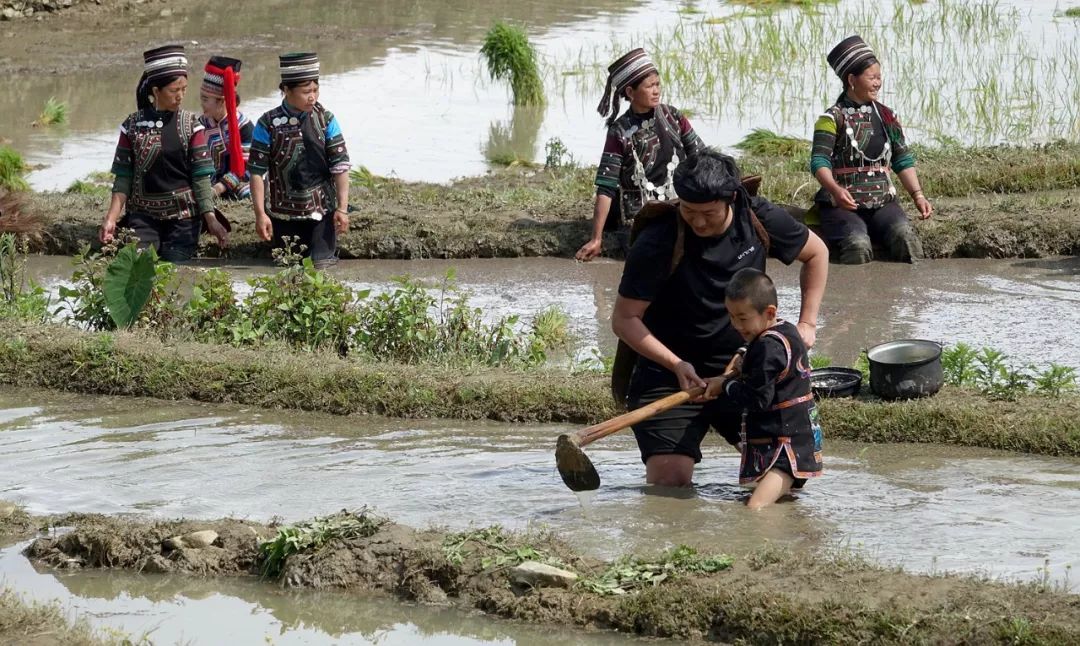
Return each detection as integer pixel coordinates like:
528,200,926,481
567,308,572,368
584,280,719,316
0,320,1077,457
19,511,1080,645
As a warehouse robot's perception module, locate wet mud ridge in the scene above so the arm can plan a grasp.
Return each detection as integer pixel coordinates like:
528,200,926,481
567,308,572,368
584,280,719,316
11,509,1080,644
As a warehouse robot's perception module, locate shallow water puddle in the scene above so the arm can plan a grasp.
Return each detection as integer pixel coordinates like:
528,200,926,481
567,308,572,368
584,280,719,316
7,0,1078,190
0,541,641,645
1,388,1077,589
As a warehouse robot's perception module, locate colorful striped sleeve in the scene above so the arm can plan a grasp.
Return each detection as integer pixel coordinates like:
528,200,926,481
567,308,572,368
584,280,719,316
188,125,216,215
247,115,272,177
810,113,837,174
110,120,134,195
594,131,623,197
887,112,915,173
323,111,350,175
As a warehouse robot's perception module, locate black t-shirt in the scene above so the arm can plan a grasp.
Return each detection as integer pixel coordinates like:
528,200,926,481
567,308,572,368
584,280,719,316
617,197,809,376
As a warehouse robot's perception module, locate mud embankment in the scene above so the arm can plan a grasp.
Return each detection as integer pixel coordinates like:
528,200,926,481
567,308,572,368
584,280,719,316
0,320,1077,457
17,169,1080,261
4,508,1078,644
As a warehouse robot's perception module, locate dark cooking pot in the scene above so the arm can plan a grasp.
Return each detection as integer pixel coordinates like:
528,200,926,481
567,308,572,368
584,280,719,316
811,367,862,398
867,339,944,400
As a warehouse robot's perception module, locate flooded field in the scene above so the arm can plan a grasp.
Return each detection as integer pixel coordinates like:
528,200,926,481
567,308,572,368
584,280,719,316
4,0,1078,191
1,388,1077,588
24,253,1080,370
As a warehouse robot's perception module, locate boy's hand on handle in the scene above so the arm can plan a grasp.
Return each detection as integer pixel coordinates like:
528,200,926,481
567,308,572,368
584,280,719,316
255,213,273,242
703,376,726,401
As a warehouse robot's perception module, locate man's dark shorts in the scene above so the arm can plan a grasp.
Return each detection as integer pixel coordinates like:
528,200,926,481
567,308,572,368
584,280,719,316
627,360,743,464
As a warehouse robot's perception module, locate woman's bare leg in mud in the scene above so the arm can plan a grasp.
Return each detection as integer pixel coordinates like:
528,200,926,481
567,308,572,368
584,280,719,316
645,455,696,487
747,469,795,510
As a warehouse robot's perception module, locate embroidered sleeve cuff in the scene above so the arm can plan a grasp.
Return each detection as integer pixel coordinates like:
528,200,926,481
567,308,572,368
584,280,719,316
330,162,352,175
111,174,132,196
192,176,215,216
891,153,915,173
810,155,833,173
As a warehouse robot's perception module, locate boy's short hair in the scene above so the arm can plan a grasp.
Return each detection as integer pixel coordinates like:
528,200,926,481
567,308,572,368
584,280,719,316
726,268,777,313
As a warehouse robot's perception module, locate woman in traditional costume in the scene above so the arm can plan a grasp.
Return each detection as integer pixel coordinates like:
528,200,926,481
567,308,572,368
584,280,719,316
100,45,228,260
199,56,253,200
576,48,705,262
810,35,932,264
248,53,351,269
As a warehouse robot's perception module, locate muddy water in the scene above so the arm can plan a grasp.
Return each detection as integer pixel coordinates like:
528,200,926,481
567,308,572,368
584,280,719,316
1,388,1078,589
0,542,641,645
24,254,1080,370
5,0,1078,190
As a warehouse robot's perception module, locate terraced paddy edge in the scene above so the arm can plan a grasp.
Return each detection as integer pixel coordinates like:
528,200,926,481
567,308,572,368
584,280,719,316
18,145,1080,260
0,588,112,646
0,320,1077,457
1,510,1077,645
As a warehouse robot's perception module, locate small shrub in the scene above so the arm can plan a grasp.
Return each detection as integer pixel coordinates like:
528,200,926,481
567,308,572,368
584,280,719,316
544,137,574,169
0,233,49,322
578,545,733,596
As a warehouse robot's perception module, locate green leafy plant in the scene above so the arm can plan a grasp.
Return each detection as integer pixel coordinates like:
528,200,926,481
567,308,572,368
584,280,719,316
480,22,545,106
734,128,810,157
543,137,574,169
942,342,979,388
1032,364,1078,398
578,545,733,596
809,353,834,370
102,243,158,329
0,233,49,322
260,508,385,579
242,238,359,353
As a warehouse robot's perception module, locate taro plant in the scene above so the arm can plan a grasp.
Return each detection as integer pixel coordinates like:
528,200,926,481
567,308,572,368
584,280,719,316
102,243,158,329
480,22,545,106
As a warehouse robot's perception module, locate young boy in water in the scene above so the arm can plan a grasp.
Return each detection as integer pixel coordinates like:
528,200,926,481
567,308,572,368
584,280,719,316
704,268,823,510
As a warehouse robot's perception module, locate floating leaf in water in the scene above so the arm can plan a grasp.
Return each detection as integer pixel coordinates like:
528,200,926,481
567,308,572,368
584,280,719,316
103,244,158,328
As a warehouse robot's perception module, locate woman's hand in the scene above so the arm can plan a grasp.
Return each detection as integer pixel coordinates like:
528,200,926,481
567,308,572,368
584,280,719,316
255,213,273,242
914,194,933,219
830,186,858,211
576,238,602,262
203,213,229,248
98,217,116,244
334,208,349,235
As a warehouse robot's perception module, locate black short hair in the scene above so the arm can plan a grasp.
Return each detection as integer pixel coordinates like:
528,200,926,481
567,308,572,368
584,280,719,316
725,268,777,313
673,148,742,204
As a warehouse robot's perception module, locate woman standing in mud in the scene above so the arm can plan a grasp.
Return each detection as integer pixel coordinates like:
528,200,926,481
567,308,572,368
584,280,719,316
199,56,253,201
810,35,932,264
248,53,351,269
576,48,705,262
99,45,229,260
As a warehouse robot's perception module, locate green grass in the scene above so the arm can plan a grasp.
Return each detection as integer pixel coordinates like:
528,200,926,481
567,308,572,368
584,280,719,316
0,588,116,645
34,97,69,127
734,128,810,157
0,321,1076,456
480,22,545,107
0,146,29,193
